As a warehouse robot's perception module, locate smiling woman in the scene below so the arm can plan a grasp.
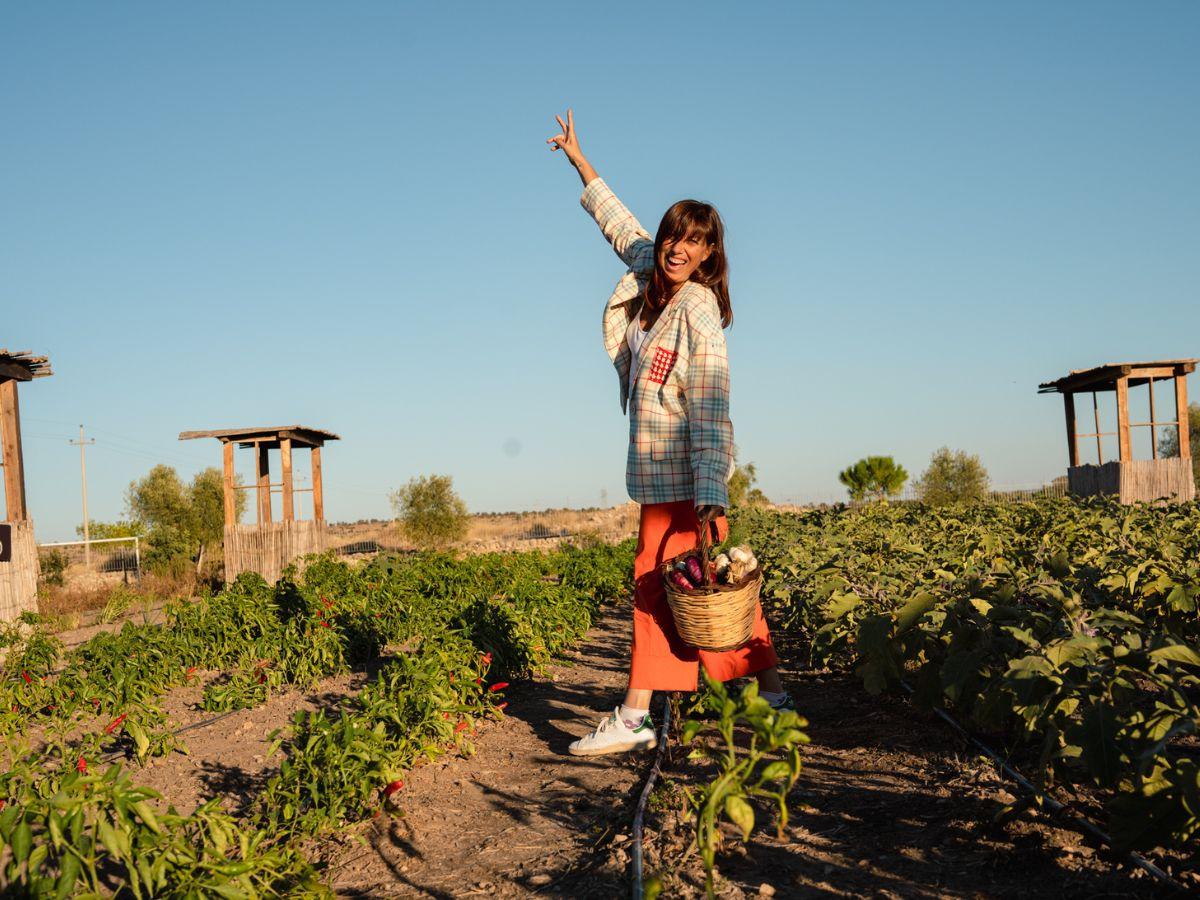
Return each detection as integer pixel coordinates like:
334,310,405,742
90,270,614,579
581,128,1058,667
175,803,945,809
545,109,790,757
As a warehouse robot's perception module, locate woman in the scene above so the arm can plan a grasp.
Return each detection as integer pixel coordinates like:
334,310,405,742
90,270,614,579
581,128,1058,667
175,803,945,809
547,110,791,756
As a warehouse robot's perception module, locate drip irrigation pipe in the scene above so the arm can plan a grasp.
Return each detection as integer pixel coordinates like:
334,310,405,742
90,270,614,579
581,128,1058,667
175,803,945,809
631,696,672,900
898,679,1184,893
100,709,243,764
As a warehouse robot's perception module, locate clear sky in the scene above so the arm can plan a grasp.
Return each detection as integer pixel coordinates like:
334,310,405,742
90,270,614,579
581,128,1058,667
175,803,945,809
4,1,1198,541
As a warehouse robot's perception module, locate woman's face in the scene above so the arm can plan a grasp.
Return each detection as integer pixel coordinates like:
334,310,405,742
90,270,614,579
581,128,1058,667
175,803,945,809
659,229,713,286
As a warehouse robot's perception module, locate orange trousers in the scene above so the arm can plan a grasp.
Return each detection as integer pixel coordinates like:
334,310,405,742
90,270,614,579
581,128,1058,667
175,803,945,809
629,500,779,692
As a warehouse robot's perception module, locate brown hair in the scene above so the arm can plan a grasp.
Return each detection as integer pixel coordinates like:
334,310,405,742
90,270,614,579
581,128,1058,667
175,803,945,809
642,199,732,328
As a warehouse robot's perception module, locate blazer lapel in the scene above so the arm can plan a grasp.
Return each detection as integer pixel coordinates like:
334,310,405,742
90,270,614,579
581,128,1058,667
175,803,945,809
629,295,682,405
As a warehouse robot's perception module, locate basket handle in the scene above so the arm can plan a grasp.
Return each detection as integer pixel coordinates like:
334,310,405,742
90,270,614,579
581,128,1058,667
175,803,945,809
696,518,720,588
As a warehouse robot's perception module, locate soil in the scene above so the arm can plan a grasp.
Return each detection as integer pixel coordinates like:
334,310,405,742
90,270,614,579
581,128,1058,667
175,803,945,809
39,602,1194,898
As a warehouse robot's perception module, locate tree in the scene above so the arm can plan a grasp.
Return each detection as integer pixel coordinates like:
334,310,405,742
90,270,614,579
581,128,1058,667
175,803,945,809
75,519,144,540
391,474,469,549
914,447,990,506
728,449,770,508
125,465,246,573
837,456,908,502
1157,402,1200,487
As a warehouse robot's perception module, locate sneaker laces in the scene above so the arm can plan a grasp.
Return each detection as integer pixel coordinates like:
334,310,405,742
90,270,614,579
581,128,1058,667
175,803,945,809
585,712,618,740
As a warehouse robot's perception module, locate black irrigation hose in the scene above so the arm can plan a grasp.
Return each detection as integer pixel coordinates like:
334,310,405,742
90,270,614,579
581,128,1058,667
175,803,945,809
898,679,1185,894
99,709,243,764
631,697,672,900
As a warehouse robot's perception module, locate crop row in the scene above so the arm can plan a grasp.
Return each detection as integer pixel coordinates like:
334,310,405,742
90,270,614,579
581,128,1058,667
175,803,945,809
740,498,1200,854
0,539,634,897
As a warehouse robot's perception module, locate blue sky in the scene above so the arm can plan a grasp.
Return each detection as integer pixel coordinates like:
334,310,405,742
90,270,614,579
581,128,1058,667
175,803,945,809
4,1,1198,540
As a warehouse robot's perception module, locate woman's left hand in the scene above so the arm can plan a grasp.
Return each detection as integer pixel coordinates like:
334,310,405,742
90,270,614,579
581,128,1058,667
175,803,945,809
696,505,725,529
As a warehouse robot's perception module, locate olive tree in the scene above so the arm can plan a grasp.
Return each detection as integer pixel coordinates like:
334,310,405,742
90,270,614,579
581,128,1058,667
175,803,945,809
126,464,246,573
728,449,770,508
914,448,990,506
391,474,470,549
1158,402,1200,487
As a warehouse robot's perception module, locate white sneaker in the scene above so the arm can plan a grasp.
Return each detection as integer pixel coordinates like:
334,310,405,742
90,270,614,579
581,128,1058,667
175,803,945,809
568,707,658,756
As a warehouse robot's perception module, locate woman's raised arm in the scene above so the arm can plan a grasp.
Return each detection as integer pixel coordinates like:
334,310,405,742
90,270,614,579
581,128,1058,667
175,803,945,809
546,108,599,187
547,109,654,273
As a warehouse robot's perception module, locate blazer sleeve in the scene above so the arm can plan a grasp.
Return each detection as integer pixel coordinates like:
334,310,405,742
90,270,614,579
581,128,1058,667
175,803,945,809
681,285,734,509
580,178,656,274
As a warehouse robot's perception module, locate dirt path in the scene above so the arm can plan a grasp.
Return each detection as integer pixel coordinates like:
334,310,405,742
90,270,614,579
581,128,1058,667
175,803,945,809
320,609,646,898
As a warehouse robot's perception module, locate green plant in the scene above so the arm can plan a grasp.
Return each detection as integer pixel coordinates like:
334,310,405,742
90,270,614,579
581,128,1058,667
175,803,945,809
681,675,808,897
728,449,769,508
38,549,68,588
390,474,470,549
740,498,1200,853
837,455,908,502
913,446,988,505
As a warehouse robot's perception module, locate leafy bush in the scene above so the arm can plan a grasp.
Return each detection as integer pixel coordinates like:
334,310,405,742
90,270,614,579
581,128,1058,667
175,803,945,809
728,450,769,508
390,474,469,549
38,549,68,588
914,447,988,505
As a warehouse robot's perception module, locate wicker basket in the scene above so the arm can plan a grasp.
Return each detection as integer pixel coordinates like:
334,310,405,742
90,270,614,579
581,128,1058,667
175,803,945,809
661,522,762,652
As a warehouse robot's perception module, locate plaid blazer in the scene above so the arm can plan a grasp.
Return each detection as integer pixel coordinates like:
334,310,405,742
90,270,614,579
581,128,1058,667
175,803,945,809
580,177,734,509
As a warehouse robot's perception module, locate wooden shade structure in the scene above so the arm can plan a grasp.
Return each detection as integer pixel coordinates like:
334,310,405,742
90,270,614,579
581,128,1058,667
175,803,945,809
0,350,53,621
180,425,339,582
1039,360,1196,503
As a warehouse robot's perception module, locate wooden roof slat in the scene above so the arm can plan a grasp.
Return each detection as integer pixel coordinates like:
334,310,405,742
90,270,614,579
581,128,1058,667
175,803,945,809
179,425,340,446
0,349,53,381
1038,359,1197,394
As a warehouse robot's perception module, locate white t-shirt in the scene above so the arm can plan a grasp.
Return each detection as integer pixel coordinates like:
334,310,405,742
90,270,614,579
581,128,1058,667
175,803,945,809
626,316,649,400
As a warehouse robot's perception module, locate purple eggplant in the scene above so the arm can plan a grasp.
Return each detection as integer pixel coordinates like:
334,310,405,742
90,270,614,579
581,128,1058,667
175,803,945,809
669,571,695,592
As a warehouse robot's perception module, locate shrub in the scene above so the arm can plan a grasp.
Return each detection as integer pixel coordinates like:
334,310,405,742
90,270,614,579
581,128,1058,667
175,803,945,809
914,447,989,505
38,549,68,588
390,474,469,549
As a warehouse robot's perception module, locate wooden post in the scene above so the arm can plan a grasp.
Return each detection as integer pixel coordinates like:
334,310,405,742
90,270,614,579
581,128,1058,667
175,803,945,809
280,438,294,521
222,441,235,527
1092,392,1103,465
1176,373,1192,460
1115,377,1131,463
256,444,272,525
1063,393,1079,467
1147,377,1158,459
0,380,27,522
311,446,324,523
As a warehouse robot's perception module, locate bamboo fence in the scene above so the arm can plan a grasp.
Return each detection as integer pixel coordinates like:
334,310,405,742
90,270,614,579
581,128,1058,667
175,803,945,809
0,521,39,622
1068,458,1195,503
223,520,326,583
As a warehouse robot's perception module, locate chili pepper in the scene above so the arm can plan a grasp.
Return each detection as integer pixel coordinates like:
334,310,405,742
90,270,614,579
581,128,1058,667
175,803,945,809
455,721,469,734
185,666,198,678
382,779,404,798
76,756,87,773
442,712,451,720
0,799,5,810
319,621,331,628
20,671,31,685
104,714,128,734
474,677,482,686
495,702,509,711
480,652,493,666
488,682,509,693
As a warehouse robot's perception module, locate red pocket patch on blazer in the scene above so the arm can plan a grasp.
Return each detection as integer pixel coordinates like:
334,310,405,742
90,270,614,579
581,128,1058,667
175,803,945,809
647,347,678,384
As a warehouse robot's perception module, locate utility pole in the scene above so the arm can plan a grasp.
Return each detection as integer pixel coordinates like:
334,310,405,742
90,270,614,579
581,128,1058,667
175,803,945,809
69,425,95,567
